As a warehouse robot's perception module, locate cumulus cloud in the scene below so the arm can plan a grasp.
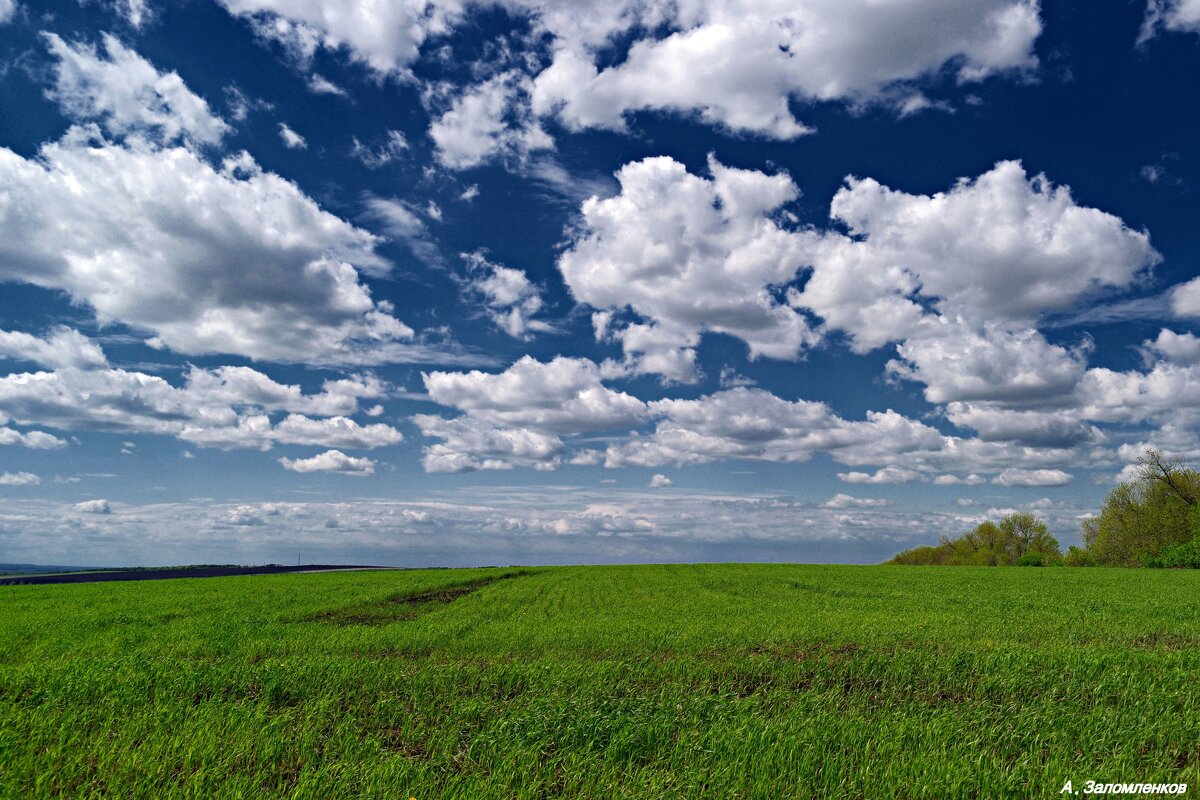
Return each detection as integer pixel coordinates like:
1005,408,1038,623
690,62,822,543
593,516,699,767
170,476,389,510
73,498,111,513
0,362,402,450
0,327,108,370
1142,329,1200,366
529,0,1040,140
797,160,1159,353
215,0,1040,141
837,465,921,484
934,474,987,486
413,414,563,473
415,357,1100,478
461,252,553,340
648,473,672,488
943,403,1102,448
278,449,376,475
558,157,1155,391
604,387,944,469
44,33,229,147
423,356,647,435
886,321,1090,406
992,468,1072,487
0,427,67,449
211,1,1044,168
559,155,816,381
417,357,647,472
215,0,466,76
428,71,552,169
0,472,40,486
277,122,307,148
1170,276,1200,318
0,0,15,24
0,132,433,365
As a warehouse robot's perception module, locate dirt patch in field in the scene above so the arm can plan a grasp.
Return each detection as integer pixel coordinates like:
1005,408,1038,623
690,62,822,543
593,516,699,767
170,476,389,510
301,570,532,626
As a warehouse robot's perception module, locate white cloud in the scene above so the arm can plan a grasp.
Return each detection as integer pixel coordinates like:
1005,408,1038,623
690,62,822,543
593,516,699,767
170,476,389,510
0,0,14,24
0,472,39,486
992,468,1072,487
412,414,563,472
181,413,403,450
933,473,987,486
605,387,944,469
278,122,307,149
797,160,1159,353
0,363,401,451
1142,329,1200,366
823,493,889,509
307,73,346,96
215,0,466,76
278,449,376,475
837,465,921,484
559,155,817,382
0,327,108,370
102,0,149,27
648,473,672,488
1078,362,1200,424
73,498,111,513
423,356,647,435
943,403,1102,448
1170,276,1200,318
350,130,408,168
213,1,1042,162
1141,0,1200,42
0,133,428,365
361,195,444,267
530,0,1040,139
886,320,1090,407
223,85,272,122
44,33,229,147
429,71,553,169
461,252,553,340
0,428,67,449
272,414,402,449
416,356,651,472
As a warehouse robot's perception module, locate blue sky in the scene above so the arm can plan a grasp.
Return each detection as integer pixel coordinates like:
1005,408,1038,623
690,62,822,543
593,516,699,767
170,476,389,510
2,0,1200,567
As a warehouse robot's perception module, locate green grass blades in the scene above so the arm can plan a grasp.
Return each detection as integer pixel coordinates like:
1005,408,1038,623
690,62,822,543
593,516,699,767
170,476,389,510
1,564,1198,798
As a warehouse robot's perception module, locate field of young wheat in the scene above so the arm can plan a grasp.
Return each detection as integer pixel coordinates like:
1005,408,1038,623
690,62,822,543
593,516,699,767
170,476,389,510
1,564,1198,798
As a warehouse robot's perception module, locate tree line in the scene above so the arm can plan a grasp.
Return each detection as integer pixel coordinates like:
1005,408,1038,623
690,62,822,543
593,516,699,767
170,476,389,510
887,449,1200,568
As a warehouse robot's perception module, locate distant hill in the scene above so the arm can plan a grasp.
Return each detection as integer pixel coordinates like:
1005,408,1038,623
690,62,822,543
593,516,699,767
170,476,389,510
0,563,92,575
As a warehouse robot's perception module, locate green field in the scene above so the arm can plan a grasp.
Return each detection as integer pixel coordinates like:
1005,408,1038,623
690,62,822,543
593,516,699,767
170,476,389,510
1,564,1198,798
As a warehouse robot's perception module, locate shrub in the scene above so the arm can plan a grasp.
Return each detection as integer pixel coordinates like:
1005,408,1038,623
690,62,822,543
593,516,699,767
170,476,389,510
1144,538,1200,569
1064,546,1096,567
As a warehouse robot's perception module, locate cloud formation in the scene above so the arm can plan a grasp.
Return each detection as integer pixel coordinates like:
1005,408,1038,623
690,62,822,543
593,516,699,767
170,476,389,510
278,449,377,475
44,33,230,147
0,132,424,365
560,156,816,381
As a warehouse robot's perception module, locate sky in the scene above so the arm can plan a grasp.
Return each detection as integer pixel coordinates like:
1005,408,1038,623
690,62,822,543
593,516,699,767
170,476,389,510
2,0,1200,567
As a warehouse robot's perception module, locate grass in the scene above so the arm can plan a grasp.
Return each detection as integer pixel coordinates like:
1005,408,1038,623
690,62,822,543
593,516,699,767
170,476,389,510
1,563,1198,798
